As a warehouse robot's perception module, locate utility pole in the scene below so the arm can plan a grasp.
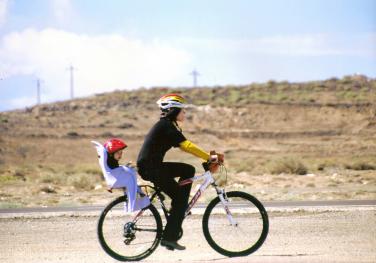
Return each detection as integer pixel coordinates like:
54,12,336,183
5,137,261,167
190,69,200,88
36,78,41,105
67,64,75,99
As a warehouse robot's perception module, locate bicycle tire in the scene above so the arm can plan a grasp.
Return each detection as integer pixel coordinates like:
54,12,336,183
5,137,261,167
202,191,269,257
97,195,163,261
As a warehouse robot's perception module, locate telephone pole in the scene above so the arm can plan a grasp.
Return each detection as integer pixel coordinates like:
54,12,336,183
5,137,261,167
190,69,200,87
67,64,75,99
36,79,41,105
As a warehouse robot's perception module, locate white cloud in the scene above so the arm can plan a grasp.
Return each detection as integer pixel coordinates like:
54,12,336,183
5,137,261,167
174,33,376,57
0,28,192,102
0,0,9,27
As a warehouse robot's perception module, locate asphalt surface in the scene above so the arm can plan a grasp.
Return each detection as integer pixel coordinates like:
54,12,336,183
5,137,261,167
1,199,375,214
1,200,375,263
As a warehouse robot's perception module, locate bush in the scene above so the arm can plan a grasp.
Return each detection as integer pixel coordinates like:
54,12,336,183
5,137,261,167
39,173,66,184
345,162,376,171
0,175,17,183
270,158,308,175
40,185,57,194
16,146,29,159
317,160,338,171
68,173,97,190
117,123,134,129
67,131,79,137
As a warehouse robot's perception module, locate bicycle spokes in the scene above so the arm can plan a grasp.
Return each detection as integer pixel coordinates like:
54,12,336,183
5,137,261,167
98,196,163,261
203,191,269,257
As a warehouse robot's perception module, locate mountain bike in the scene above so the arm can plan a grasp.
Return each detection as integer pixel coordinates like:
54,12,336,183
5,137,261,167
97,164,269,261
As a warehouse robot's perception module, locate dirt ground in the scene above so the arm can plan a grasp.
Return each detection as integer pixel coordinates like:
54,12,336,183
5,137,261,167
1,206,375,263
1,79,375,207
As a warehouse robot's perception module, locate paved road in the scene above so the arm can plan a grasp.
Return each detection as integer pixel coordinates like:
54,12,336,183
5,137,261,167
1,199,375,214
0,201,375,263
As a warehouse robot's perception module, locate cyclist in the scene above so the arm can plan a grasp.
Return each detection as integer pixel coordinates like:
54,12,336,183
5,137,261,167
137,93,224,250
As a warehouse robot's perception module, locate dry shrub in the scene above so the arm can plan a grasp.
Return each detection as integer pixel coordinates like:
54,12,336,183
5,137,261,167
40,185,57,194
40,174,54,183
39,172,67,185
0,169,27,183
317,160,339,171
66,131,79,137
68,173,97,190
232,159,254,173
0,174,17,183
345,162,376,170
270,158,308,175
40,173,58,184
80,166,102,176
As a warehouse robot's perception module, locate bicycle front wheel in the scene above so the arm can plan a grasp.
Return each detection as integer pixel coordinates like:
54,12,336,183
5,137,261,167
97,196,163,261
202,191,269,257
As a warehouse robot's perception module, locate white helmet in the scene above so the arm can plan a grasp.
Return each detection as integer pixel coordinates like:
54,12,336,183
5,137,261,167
156,93,186,110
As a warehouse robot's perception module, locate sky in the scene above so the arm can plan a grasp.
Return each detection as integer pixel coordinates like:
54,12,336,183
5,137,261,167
0,0,375,111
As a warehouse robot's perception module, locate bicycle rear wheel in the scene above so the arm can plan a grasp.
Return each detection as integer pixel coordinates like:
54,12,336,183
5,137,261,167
97,196,163,261
202,191,269,257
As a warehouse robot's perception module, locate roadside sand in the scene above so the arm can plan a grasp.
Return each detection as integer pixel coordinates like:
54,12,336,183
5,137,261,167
1,206,375,263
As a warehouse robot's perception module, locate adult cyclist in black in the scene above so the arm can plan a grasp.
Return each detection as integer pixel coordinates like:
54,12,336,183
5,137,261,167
137,93,224,251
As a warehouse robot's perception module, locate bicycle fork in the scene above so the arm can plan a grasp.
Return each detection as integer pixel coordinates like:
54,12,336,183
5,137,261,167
215,187,238,227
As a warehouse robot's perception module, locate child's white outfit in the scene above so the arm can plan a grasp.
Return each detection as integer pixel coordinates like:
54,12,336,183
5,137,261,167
91,141,150,212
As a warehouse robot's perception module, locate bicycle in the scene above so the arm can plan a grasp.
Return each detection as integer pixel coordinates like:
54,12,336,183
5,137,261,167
97,164,269,261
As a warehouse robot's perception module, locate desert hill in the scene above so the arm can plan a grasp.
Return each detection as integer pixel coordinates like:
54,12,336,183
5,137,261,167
0,75,375,207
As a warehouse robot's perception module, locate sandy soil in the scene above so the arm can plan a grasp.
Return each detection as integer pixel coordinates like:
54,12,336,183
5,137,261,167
1,207,375,263
1,81,376,208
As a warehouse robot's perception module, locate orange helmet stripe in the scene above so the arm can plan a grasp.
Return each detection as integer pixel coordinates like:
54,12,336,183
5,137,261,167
159,93,185,103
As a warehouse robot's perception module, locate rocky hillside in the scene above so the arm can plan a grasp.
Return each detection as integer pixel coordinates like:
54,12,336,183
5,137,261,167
0,75,375,207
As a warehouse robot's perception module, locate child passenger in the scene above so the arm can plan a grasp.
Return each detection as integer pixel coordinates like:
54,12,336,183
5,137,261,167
92,138,149,212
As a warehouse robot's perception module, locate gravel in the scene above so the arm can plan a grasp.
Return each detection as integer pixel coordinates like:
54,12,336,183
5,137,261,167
0,207,375,263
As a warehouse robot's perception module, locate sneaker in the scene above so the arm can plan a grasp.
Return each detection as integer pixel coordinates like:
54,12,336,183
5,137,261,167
160,239,186,250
